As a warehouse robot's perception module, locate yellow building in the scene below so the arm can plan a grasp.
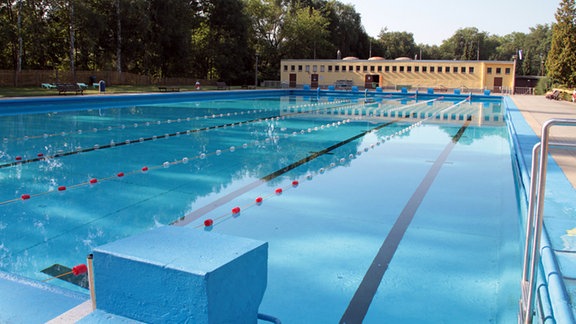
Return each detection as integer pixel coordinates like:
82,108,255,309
280,57,516,93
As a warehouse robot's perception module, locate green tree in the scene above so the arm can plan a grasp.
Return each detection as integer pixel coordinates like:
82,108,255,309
281,6,331,59
323,1,369,58
376,28,416,59
546,0,576,87
439,27,489,60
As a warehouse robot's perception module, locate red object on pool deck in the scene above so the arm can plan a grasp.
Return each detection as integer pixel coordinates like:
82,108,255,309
292,180,299,187
117,172,125,177
72,264,88,276
141,166,149,172
204,219,214,227
89,178,98,184
58,186,66,191
21,194,31,200
232,207,241,214
275,188,283,194
255,197,263,204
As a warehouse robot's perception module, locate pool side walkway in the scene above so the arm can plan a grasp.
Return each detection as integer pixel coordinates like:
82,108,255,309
510,95,576,189
508,94,576,322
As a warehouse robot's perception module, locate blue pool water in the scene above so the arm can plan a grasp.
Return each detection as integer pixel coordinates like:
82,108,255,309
0,93,521,322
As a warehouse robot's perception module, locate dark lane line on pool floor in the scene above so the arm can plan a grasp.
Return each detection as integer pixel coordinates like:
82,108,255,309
171,120,399,226
339,120,471,324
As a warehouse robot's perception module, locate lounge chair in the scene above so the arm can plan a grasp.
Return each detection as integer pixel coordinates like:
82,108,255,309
216,82,230,90
41,83,56,89
546,90,560,100
77,83,88,90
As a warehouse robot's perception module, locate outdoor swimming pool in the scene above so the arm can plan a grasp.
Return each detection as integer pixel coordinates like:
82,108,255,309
0,92,522,322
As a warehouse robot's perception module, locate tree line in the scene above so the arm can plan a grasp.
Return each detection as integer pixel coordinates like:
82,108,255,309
0,0,573,87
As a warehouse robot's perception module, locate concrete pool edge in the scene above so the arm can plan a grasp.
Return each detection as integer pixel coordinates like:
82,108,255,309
505,96,576,323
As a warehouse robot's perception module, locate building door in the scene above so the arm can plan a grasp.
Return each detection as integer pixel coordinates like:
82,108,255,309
289,74,297,88
364,75,373,89
311,74,319,88
493,77,503,93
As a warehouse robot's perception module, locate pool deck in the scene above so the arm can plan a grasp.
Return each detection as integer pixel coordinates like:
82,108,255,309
510,95,576,189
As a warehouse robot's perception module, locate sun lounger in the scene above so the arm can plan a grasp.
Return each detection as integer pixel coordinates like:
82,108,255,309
41,83,56,89
546,90,560,100
216,82,230,90
77,83,88,90
158,86,180,92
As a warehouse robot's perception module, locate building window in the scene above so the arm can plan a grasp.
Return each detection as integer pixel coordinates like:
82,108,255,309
430,66,435,73
422,66,427,73
377,66,382,72
320,65,325,72
363,66,368,72
370,66,375,72
291,65,295,71
284,65,288,72
437,66,442,73
349,65,354,71
415,66,419,72
399,66,405,72
385,66,390,72
407,66,412,72
461,67,466,73
328,65,332,72
505,68,510,74
305,65,310,72
298,65,302,72
496,67,501,74
342,66,347,72
469,67,474,73
487,67,492,74
313,65,318,72
335,66,340,72
392,66,397,72
356,66,361,72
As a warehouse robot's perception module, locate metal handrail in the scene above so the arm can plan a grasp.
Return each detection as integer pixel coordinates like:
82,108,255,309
519,118,576,324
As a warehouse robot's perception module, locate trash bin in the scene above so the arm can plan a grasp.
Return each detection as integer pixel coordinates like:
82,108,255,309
99,80,106,93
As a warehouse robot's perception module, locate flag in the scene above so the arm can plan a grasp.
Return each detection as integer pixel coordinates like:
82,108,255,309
518,49,523,60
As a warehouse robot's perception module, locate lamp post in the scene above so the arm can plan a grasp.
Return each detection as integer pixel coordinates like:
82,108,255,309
255,53,259,88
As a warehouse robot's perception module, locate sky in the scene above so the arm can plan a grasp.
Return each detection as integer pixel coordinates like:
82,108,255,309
347,0,560,45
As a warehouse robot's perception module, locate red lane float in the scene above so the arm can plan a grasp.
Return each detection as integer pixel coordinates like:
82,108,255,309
141,166,149,172
255,197,263,204
291,180,299,187
232,207,241,215
275,188,283,195
204,219,214,227
58,186,66,191
15,156,22,161
21,194,31,200
117,172,125,177
72,264,88,276
89,178,98,184
37,153,44,158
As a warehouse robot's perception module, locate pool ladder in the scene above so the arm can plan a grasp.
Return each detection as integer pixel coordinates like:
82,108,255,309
518,119,576,324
